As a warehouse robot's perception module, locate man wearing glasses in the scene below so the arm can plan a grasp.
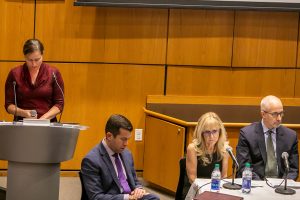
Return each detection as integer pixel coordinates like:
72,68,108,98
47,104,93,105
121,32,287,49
236,95,299,180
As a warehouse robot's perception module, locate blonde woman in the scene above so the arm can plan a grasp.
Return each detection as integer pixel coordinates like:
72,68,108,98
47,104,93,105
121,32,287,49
184,112,229,198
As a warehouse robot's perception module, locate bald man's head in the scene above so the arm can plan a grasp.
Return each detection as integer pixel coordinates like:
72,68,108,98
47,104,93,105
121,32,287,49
260,95,283,129
260,95,283,112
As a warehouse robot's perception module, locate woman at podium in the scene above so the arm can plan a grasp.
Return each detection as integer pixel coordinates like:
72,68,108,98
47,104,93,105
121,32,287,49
184,112,229,198
4,39,64,122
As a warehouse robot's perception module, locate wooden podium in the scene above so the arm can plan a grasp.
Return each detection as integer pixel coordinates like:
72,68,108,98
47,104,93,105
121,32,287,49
0,122,85,200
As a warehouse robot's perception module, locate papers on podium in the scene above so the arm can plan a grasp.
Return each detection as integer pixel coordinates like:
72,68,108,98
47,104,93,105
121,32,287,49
51,122,89,130
23,118,50,126
0,122,13,125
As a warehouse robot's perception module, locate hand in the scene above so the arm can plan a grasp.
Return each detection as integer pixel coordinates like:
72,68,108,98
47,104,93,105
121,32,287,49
129,188,149,199
129,195,137,200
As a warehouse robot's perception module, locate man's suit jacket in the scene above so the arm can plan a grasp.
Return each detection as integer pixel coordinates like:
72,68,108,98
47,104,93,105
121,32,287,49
236,122,299,180
81,142,142,200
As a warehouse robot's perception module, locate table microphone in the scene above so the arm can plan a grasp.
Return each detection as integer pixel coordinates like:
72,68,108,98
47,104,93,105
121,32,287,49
282,152,290,172
226,147,239,170
275,152,296,195
223,146,241,190
52,72,64,123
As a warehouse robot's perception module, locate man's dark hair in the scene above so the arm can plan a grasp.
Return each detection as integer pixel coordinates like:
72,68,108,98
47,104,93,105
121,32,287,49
105,114,133,137
23,39,44,55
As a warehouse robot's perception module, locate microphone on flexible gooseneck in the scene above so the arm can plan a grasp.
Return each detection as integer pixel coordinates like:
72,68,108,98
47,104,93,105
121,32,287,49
52,72,64,123
223,146,241,190
13,81,18,122
281,152,290,172
226,147,239,170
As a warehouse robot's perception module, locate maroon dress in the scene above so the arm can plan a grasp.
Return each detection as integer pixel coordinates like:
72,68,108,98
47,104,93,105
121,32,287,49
5,63,64,122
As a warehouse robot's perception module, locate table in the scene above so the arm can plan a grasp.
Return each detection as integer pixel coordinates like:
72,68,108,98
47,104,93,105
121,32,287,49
185,178,300,200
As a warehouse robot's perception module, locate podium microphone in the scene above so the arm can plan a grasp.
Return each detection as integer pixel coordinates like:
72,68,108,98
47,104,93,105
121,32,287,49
13,81,18,123
52,72,64,123
275,152,296,195
223,147,241,190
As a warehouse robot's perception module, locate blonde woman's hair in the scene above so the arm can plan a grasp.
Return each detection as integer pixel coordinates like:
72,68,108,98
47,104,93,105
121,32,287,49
192,112,227,166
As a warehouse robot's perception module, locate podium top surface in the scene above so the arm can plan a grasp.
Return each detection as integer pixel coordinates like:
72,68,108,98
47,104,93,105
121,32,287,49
0,121,88,130
0,123,84,163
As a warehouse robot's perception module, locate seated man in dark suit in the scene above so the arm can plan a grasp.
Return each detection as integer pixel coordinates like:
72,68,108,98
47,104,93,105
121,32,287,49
81,114,160,200
236,95,299,180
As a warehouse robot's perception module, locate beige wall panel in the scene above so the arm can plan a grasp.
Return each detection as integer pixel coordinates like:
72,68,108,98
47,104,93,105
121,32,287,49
35,0,168,64
56,63,165,169
233,11,298,68
167,9,234,66
0,0,34,60
166,66,295,97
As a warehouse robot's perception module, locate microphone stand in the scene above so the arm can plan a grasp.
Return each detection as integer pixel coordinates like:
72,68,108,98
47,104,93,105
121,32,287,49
52,72,64,124
13,81,18,124
223,163,241,190
275,168,296,195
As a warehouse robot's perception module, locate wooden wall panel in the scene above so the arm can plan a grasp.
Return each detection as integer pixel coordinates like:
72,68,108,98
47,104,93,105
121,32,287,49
168,9,234,66
166,66,295,97
297,24,300,68
35,0,168,64
294,69,300,97
0,0,34,60
144,116,185,192
233,11,299,68
56,63,165,169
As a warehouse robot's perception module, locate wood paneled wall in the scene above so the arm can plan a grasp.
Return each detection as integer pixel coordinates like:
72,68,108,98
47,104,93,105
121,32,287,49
0,0,34,60
35,3,168,63
233,11,299,67
166,67,296,96
1,0,300,170
167,9,234,66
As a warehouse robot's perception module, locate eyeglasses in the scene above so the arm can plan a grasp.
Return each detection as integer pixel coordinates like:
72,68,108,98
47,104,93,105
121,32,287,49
263,110,284,118
202,129,219,136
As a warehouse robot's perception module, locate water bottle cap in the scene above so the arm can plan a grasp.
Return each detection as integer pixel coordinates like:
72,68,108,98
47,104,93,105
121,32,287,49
215,163,220,168
245,162,251,167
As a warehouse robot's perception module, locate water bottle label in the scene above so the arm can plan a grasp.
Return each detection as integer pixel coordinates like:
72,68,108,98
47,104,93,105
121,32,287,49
211,179,220,191
242,178,251,189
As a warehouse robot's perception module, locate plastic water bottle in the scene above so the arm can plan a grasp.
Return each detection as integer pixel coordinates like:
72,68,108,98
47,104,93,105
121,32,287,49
211,163,221,192
242,162,252,193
